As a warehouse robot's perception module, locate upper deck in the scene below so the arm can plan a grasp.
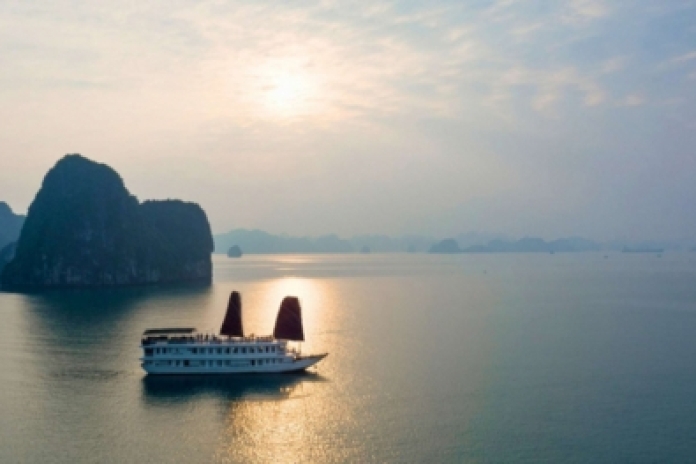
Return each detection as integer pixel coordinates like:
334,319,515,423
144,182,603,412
141,327,285,347
143,328,196,336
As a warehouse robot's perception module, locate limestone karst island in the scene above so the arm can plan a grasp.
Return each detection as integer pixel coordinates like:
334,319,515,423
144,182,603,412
0,154,213,290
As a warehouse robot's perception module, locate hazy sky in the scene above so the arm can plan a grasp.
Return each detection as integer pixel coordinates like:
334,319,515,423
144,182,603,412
1,0,695,240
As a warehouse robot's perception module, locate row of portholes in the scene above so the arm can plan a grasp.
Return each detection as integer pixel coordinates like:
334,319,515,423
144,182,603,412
149,358,286,367
151,346,279,355
190,346,277,354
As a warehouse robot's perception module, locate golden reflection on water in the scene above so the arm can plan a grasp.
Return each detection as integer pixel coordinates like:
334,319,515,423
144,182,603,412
212,277,340,463
273,256,317,265
215,385,311,463
212,374,358,464
252,277,331,354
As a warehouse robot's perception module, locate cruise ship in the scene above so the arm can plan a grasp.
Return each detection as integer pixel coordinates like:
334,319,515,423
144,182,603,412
140,292,328,375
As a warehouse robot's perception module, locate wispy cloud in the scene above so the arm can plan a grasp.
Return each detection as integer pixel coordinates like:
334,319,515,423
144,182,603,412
621,94,645,107
669,51,696,64
600,57,628,74
510,22,544,39
0,0,676,127
1,0,696,238
565,0,610,22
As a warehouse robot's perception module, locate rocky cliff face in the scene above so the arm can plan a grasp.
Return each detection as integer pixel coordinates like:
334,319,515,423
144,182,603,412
0,202,25,250
0,242,16,274
140,200,214,283
0,154,213,290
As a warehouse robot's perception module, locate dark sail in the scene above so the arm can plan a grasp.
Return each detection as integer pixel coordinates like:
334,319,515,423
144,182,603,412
220,291,244,337
273,296,305,341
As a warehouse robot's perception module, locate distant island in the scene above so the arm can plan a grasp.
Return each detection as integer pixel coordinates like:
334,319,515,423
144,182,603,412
214,229,436,254
428,237,602,254
429,238,462,253
215,229,354,254
227,245,243,258
213,228,696,255
622,246,664,253
462,237,602,253
1,154,214,290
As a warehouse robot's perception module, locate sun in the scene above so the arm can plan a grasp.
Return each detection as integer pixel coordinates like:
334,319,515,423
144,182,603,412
261,68,319,119
268,75,308,109
222,57,326,122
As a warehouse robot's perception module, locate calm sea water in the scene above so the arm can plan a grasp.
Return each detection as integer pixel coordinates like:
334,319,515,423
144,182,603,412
2,253,696,463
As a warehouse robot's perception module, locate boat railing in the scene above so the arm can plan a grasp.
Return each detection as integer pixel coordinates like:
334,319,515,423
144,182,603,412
141,334,283,345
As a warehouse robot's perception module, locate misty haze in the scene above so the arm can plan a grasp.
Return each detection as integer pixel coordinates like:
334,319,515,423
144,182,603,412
2,1,696,463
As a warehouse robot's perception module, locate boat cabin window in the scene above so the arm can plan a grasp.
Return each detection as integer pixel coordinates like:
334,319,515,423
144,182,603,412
233,348,238,354
226,348,230,354
242,348,246,354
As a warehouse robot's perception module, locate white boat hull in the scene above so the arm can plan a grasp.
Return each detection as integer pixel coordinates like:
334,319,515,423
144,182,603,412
141,353,327,375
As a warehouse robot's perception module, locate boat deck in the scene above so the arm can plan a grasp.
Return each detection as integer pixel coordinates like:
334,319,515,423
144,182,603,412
142,330,283,346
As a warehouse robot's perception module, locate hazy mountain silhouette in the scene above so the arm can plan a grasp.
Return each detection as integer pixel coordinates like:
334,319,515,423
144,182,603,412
349,234,434,253
214,229,354,254
462,237,602,253
428,239,462,254
214,229,694,255
214,230,440,254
